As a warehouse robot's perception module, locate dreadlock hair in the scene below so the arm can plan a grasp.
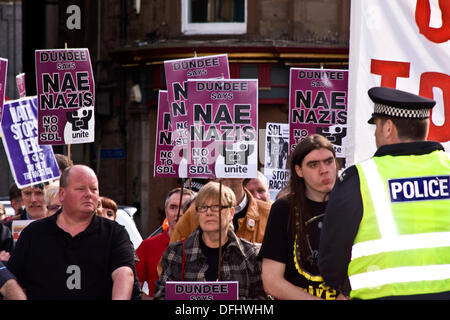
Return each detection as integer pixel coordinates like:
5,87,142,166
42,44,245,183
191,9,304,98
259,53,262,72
287,134,336,268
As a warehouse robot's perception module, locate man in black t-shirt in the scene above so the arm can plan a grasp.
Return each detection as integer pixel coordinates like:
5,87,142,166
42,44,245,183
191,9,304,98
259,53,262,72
259,134,347,300
8,165,140,300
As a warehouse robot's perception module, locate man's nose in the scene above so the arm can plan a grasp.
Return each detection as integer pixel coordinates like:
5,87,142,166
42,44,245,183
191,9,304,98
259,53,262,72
319,162,328,173
31,193,40,201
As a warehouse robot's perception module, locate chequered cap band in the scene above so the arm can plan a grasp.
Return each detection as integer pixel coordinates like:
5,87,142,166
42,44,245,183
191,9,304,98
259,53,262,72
374,103,430,119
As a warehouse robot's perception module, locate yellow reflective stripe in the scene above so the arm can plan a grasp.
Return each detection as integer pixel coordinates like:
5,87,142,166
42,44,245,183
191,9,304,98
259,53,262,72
293,235,323,282
351,232,450,259
349,264,450,291
359,159,398,238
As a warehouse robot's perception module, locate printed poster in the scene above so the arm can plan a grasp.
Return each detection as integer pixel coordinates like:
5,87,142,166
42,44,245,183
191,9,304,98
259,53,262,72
154,90,178,178
289,68,348,158
264,123,290,201
166,281,238,300
0,97,60,188
164,54,230,177
35,48,95,145
186,79,258,179
12,220,33,242
16,73,26,98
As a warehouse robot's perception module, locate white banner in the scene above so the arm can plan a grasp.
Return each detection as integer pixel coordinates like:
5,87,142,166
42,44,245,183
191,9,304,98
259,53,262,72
348,0,450,166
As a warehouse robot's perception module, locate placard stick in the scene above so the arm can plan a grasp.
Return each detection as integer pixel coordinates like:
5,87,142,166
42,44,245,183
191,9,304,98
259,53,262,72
218,178,223,281
64,42,72,166
176,178,185,222
68,144,71,166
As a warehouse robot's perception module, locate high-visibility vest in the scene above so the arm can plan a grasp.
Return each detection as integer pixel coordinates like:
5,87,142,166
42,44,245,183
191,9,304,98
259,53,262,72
349,150,450,299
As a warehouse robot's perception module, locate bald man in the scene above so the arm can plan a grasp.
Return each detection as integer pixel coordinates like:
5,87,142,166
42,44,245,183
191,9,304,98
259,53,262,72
8,165,140,300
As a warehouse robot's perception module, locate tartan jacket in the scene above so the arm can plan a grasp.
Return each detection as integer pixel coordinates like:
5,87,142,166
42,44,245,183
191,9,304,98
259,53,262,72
154,227,267,300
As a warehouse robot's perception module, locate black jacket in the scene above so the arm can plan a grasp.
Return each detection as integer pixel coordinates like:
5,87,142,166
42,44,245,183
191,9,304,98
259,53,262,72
318,141,449,299
0,223,13,255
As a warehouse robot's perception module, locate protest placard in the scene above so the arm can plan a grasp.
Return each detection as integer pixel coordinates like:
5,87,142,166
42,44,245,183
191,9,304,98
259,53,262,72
164,54,230,177
0,97,60,188
0,58,7,124
186,79,258,179
35,48,95,145
289,68,348,159
166,281,238,300
154,90,180,178
264,122,290,201
12,220,33,242
16,73,26,98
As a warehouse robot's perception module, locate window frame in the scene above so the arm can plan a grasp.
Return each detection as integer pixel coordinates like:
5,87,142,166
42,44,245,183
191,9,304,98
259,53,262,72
181,0,247,35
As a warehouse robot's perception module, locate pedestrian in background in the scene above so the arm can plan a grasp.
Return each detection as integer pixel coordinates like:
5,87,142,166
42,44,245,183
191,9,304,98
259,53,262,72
44,181,61,216
99,196,118,221
136,187,196,298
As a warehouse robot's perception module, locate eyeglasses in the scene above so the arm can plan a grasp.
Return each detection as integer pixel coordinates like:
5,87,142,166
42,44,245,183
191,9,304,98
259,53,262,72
47,205,61,212
196,205,231,213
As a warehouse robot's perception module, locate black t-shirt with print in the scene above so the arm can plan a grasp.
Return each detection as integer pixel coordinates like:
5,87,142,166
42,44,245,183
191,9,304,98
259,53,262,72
199,232,231,281
259,197,337,299
7,211,141,300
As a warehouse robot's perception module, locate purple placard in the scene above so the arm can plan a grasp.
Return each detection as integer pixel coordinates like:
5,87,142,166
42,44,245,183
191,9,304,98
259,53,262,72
0,58,8,124
35,48,95,145
166,281,238,300
16,73,26,98
186,79,258,179
164,54,230,177
0,97,60,188
289,68,348,157
154,90,179,178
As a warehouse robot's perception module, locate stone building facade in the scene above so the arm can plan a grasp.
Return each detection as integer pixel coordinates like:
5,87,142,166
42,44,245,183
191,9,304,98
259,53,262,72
1,0,350,237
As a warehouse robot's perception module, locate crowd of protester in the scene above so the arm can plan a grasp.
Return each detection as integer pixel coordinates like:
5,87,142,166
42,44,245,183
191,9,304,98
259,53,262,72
1,87,449,300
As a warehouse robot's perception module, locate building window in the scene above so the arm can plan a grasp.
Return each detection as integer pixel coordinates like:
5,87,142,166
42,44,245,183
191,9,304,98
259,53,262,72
182,0,247,35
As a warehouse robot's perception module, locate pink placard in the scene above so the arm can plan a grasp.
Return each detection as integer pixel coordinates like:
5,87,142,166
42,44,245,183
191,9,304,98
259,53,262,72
186,79,258,179
166,281,239,300
289,68,348,157
163,54,230,177
154,90,179,178
35,48,95,145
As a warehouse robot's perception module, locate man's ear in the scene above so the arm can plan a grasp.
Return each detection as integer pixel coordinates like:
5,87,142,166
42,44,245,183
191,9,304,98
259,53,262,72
294,164,303,178
58,188,65,203
384,119,398,142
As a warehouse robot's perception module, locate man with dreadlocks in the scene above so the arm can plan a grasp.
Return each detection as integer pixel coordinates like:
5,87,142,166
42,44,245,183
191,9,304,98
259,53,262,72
259,134,346,300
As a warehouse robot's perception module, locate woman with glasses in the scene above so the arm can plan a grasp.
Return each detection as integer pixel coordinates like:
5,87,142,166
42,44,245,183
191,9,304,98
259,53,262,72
44,182,61,216
154,181,266,300
259,134,346,300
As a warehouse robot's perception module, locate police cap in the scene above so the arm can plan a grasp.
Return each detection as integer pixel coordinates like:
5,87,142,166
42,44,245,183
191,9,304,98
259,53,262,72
367,87,435,124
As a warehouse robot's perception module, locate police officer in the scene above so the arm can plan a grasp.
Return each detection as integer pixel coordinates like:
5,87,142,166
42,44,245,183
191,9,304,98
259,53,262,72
318,86,450,300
